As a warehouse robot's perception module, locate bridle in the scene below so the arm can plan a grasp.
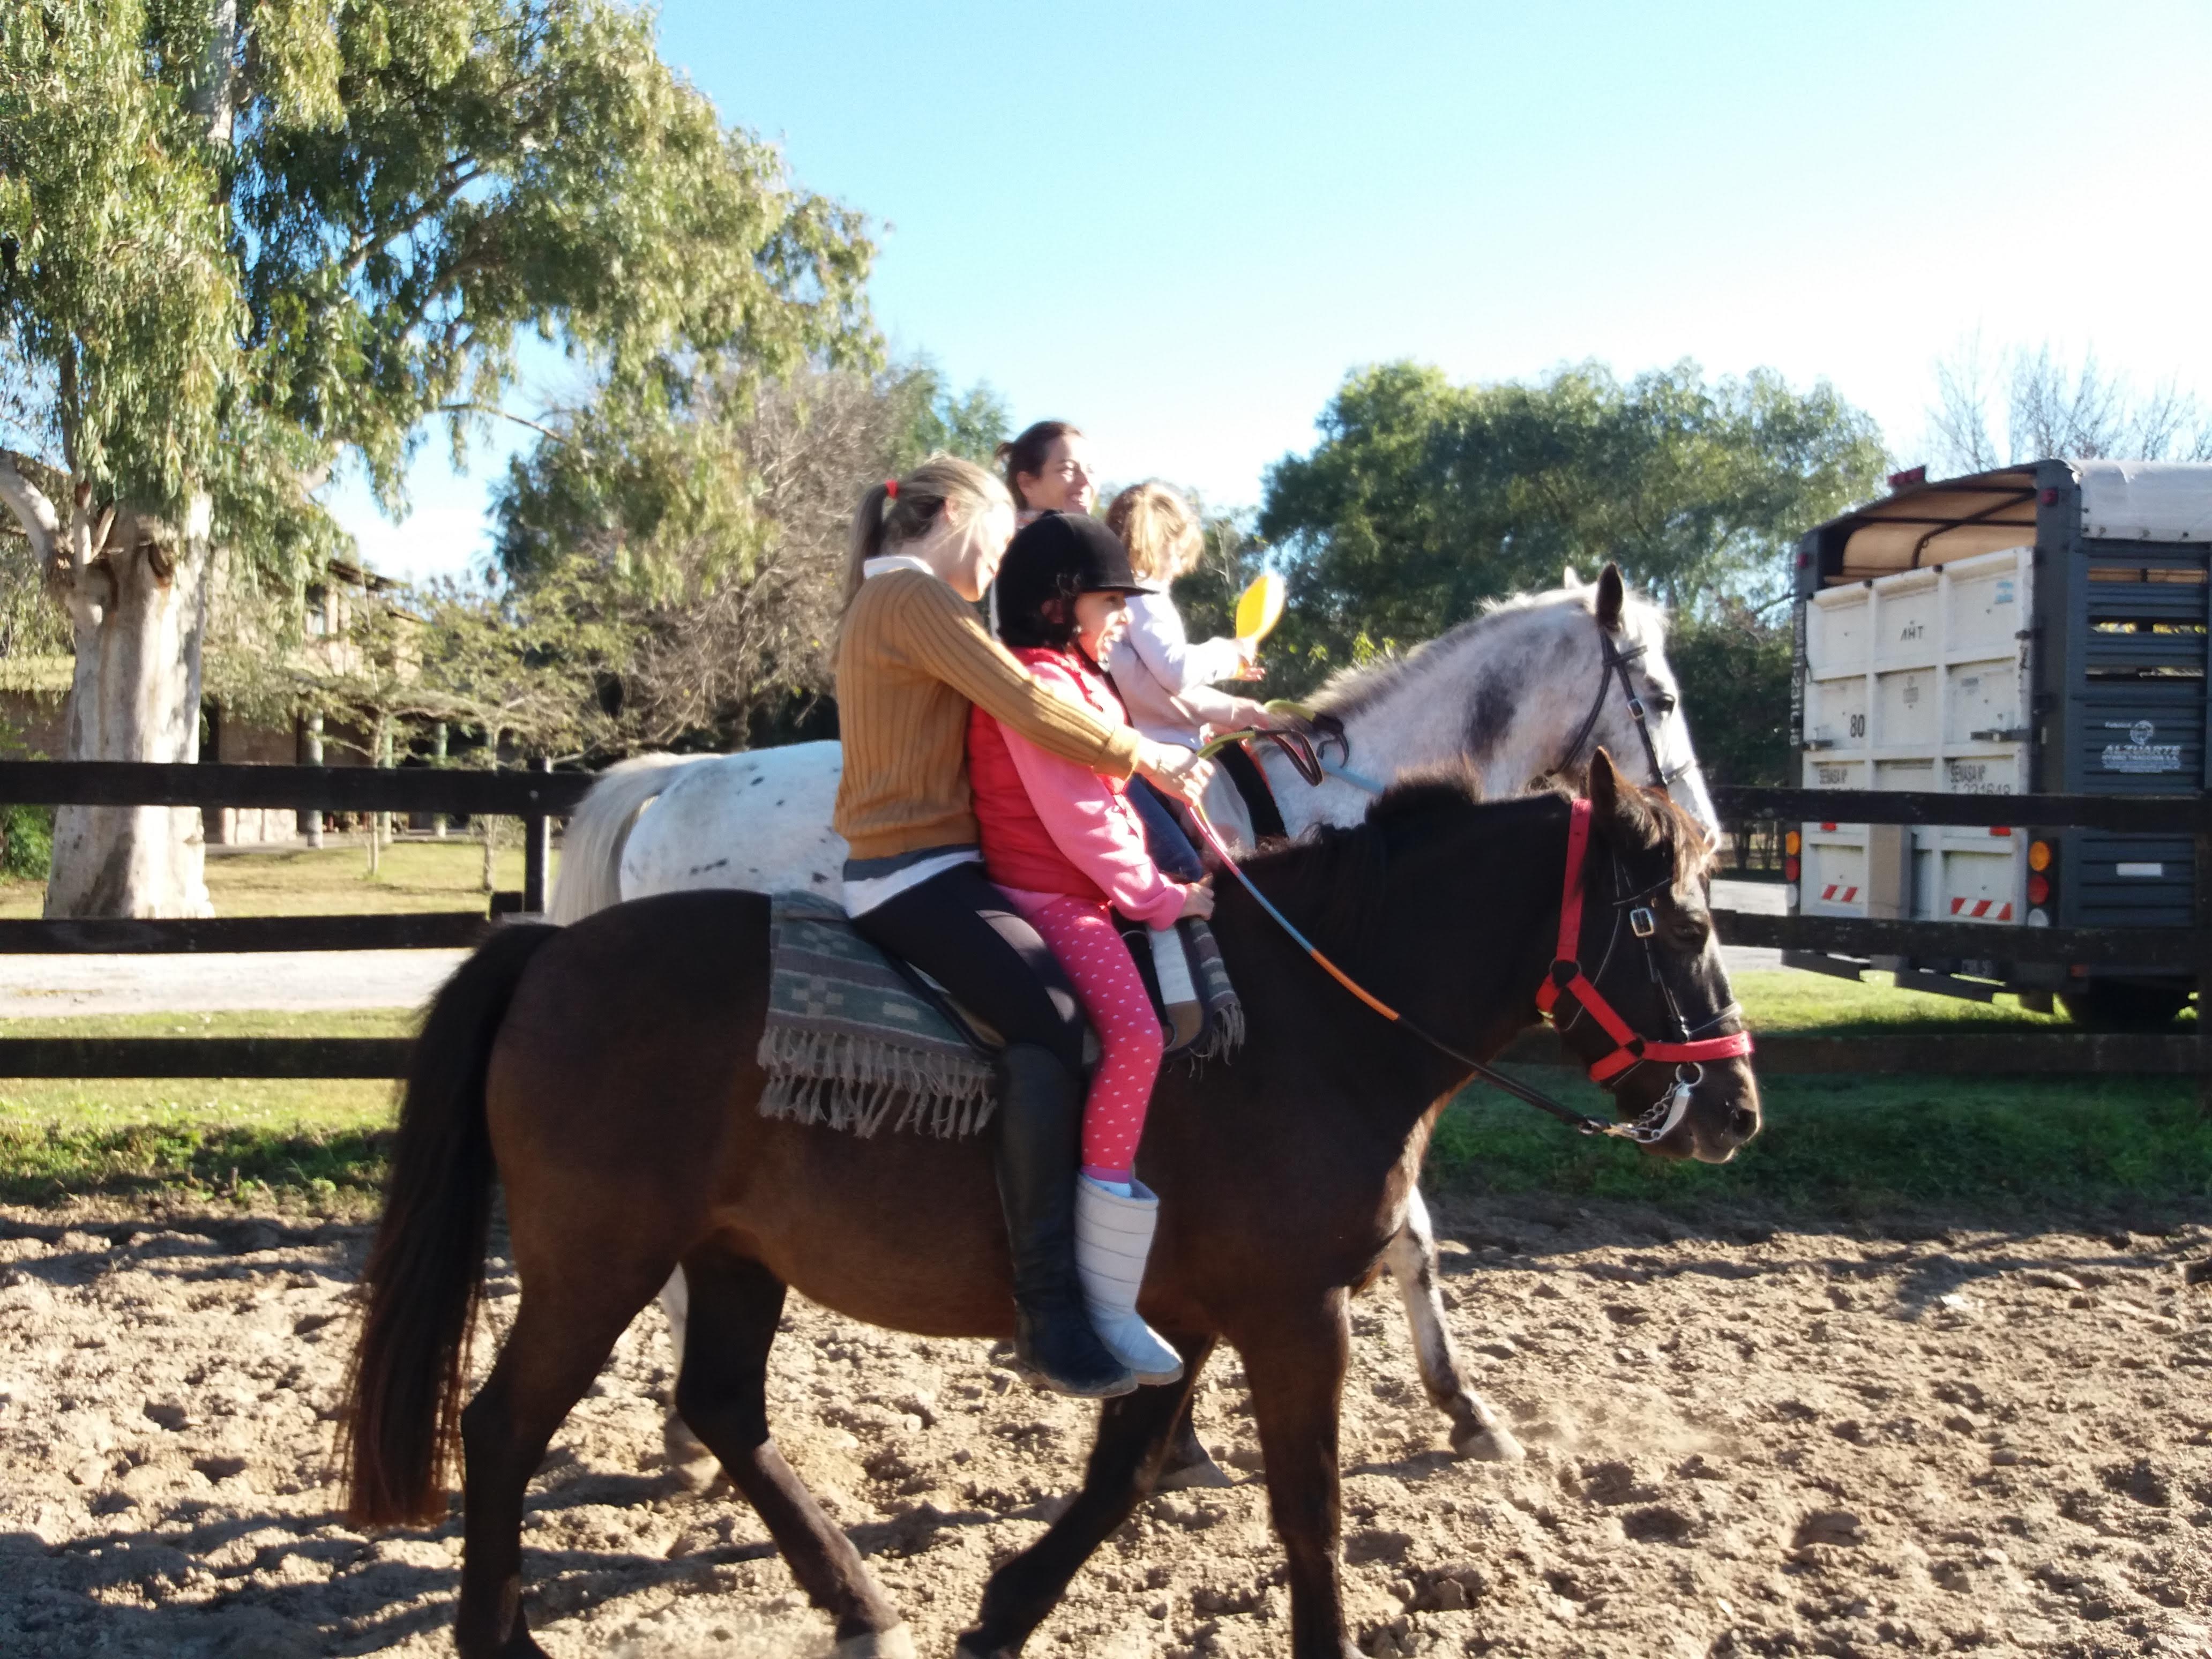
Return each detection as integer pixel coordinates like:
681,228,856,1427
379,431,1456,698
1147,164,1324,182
1532,799,1752,1143
1209,614,1692,809
1543,623,1693,797
1184,794,1752,1146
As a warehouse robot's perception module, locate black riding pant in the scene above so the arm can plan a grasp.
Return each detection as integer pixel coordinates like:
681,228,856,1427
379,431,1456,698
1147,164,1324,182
848,861,1087,1079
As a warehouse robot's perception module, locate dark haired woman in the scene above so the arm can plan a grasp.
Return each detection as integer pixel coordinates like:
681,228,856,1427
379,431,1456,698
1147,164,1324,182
835,455,1209,1399
996,420,1094,525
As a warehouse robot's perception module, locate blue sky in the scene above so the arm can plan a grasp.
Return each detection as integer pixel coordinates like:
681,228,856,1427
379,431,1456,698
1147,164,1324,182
326,0,2212,582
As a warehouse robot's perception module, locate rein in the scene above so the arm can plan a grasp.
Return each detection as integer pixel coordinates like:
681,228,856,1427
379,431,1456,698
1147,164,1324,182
1183,797,1752,1145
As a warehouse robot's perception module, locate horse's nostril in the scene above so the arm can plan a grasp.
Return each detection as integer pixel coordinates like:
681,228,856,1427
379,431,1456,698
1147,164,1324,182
1728,1107,1759,1141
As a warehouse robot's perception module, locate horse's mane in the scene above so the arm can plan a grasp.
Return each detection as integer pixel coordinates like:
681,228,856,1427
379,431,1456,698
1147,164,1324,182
1236,763,1711,963
1306,579,1668,722
1237,765,1507,959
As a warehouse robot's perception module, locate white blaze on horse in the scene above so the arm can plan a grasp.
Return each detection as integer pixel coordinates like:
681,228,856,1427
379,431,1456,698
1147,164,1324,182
551,563,1715,1469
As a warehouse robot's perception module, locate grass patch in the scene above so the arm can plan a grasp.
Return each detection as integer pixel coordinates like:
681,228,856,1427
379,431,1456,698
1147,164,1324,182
0,1011,403,1207
0,838,543,919
0,968,2201,1215
0,1120,391,1209
1429,1070,2212,1215
1731,969,2078,1035
1433,969,2210,1213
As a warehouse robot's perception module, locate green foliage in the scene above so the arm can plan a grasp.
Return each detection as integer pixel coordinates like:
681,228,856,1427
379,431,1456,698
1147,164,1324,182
1,0,875,578
0,803,51,880
1256,360,1887,694
490,360,1003,746
1664,602,1795,787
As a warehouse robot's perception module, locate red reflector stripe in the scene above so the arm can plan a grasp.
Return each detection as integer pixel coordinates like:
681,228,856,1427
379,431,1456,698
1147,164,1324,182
1990,826,2011,836
1820,822,1837,831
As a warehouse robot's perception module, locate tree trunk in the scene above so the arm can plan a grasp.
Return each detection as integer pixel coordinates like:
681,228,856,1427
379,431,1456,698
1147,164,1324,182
45,503,214,917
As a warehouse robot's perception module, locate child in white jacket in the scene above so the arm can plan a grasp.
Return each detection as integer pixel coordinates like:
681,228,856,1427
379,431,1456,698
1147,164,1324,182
1103,483,1271,760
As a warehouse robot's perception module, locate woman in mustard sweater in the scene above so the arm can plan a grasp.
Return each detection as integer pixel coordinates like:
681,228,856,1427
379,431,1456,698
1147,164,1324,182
835,454,1211,1398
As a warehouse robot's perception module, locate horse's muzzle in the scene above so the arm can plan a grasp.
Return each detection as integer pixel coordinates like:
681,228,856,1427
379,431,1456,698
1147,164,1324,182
1658,1058,1761,1164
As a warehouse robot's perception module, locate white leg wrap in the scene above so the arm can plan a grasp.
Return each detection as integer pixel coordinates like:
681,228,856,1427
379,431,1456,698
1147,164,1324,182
1074,1176,1185,1385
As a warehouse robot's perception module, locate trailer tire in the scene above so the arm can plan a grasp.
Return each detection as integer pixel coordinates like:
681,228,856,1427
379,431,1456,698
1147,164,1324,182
2058,984,2192,1031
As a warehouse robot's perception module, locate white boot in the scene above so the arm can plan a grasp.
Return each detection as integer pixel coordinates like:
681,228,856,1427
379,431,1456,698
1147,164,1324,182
1074,1176,1185,1385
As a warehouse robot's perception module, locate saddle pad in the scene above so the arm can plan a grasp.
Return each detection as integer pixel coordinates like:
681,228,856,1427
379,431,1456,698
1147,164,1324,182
758,891,998,1139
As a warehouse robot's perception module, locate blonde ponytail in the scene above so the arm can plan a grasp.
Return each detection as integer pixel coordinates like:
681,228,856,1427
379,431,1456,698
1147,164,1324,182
842,454,1008,610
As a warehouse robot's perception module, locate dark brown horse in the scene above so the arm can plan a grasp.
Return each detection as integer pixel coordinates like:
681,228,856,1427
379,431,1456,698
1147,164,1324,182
343,752,1760,1658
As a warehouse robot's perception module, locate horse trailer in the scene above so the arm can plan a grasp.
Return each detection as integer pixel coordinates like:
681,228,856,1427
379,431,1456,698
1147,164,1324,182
1788,459,2212,1027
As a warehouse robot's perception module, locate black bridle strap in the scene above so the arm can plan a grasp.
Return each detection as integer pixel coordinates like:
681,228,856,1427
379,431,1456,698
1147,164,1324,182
1547,625,1685,798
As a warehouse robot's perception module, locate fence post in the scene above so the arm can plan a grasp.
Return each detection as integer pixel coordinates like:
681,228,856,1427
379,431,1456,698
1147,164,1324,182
2198,816,2212,1116
522,756,551,915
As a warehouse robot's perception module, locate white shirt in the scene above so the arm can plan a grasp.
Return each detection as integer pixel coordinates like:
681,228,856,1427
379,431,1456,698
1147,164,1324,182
1106,592,1250,748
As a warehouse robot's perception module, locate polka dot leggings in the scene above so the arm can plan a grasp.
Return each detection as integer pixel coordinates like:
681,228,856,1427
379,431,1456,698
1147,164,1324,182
1004,892,1165,1185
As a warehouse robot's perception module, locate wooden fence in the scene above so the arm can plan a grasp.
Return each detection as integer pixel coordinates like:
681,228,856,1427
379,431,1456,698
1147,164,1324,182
0,763,2201,1088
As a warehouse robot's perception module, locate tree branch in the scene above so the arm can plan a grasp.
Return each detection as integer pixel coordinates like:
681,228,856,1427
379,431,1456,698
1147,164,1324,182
0,450,61,565
436,404,572,446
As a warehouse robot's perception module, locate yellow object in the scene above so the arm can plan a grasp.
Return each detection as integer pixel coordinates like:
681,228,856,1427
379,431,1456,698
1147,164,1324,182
1234,572,1286,644
1784,831,1801,855
2028,840,2052,871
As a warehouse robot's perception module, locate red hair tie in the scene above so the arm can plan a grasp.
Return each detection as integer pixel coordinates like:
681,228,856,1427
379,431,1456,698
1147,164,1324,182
883,478,899,500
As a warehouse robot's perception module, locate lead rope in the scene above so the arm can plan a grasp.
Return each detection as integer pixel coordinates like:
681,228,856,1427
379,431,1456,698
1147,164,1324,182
1180,799,1638,1140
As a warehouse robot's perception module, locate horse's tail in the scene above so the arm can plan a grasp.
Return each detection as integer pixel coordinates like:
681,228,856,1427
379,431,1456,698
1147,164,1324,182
548,752,705,924
342,922,561,1526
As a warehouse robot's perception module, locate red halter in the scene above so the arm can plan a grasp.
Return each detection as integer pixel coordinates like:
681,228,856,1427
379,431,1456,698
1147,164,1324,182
1535,799,1754,1086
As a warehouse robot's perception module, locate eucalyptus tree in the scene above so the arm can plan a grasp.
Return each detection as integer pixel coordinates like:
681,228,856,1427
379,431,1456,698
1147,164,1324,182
0,0,871,914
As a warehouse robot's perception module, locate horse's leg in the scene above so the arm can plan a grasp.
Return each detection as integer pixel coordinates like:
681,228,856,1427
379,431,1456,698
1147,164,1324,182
677,1244,911,1658
1152,1396,1233,1491
1244,1290,1356,1659
656,1267,720,1490
456,1278,659,1658
1388,1185,1523,1462
956,1337,1216,1659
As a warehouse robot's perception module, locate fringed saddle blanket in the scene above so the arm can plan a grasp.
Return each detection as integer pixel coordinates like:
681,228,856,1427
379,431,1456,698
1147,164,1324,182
759,891,1244,1139
758,891,998,1139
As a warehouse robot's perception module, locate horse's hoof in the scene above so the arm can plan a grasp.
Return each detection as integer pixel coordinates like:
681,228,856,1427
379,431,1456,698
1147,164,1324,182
832,1623,916,1658
1452,1421,1526,1462
1154,1447,1235,1492
663,1410,720,1492
953,1639,1011,1659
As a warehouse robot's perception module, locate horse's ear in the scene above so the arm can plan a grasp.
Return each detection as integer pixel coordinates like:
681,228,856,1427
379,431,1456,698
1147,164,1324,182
1595,563,1625,632
1586,748,1649,847
1562,563,1582,588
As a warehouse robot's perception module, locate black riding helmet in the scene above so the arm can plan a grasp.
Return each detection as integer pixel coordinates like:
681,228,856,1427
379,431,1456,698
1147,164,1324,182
993,511,1156,652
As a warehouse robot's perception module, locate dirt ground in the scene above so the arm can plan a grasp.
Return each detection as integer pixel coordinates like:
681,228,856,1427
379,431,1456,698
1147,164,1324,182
3,1195,2209,1659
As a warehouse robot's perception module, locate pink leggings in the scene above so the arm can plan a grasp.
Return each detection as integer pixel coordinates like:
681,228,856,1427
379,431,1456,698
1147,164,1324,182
1005,891,1165,1183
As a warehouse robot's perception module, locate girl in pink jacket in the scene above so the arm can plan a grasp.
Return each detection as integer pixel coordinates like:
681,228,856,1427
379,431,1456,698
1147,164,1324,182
967,511,1211,1385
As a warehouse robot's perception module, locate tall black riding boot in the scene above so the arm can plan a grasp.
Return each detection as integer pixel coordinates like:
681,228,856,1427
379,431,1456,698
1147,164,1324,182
995,1044,1136,1398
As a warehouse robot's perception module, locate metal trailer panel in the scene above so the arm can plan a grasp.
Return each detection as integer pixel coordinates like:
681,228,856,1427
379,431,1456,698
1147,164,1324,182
1797,545,2034,926
2042,519,2209,933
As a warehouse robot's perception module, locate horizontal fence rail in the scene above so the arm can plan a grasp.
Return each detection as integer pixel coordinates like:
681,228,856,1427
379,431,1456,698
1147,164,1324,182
1708,785,2212,834
0,759,595,816
1712,911,2200,969
0,914,495,954
0,763,2198,1090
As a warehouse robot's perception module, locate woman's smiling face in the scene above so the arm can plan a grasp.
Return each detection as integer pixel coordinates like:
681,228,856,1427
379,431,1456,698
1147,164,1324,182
1018,434,1096,515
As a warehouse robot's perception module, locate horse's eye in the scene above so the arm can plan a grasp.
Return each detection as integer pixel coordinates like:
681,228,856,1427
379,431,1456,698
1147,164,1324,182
1651,691,1678,716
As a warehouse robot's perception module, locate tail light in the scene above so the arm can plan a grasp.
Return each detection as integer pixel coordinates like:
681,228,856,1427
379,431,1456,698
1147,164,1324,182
2027,839,2054,920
